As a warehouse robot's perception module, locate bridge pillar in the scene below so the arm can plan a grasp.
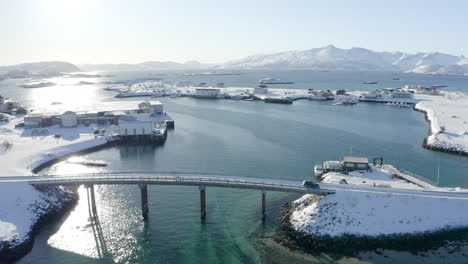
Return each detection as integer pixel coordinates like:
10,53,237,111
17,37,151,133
200,185,206,220
139,184,149,220
86,184,97,216
262,191,266,220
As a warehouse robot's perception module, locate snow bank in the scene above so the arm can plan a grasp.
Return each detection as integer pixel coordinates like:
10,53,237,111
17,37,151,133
414,91,468,155
0,184,73,247
0,121,113,176
0,116,115,252
290,167,468,237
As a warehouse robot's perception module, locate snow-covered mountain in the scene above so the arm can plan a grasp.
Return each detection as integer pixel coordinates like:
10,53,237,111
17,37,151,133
0,61,80,78
222,45,467,75
2,61,80,73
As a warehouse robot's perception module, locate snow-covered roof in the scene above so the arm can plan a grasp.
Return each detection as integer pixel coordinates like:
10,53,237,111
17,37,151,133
343,156,369,163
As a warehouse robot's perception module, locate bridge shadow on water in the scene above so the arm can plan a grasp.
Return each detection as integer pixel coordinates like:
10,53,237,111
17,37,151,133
86,187,115,263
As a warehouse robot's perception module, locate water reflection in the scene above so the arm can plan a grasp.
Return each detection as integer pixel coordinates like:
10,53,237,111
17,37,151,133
86,186,111,261
47,184,144,263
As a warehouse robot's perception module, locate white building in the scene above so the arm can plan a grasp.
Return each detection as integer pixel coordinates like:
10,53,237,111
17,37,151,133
138,101,164,115
0,95,20,113
61,111,78,128
118,114,165,136
195,88,220,98
391,89,414,99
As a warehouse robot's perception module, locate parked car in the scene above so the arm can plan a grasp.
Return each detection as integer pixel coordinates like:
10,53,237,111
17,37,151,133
302,180,319,188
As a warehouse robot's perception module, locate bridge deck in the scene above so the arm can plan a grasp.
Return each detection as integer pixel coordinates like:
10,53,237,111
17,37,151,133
2,173,468,200
0,173,335,195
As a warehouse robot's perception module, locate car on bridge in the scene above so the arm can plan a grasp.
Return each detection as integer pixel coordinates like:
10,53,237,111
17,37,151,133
302,180,319,188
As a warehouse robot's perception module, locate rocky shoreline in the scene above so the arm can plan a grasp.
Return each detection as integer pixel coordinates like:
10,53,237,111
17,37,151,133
0,186,78,263
277,195,468,257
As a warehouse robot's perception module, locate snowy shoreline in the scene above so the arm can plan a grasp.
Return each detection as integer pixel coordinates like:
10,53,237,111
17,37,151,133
414,92,468,156
281,165,468,252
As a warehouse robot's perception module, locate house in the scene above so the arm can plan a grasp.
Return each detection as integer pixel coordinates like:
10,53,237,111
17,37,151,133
24,113,44,127
138,101,164,115
118,114,167,142
119,118,155,136
336,89,347,95
195,88,220,98
0,96,20,113
342,156,369,171
61,111,78,128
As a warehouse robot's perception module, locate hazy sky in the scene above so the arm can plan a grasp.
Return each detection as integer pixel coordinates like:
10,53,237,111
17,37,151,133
1,0,467,65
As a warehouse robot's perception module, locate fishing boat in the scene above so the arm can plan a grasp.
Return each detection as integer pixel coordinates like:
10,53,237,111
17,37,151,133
333,95,359,105
264,97,293,104
259,78,294,85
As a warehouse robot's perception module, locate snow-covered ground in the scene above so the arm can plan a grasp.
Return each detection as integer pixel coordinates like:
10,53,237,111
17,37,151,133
0,184,74,247
0,118,113,177
290,166,468,237
414,91,468,154
0,99,174,252
0,118,112,250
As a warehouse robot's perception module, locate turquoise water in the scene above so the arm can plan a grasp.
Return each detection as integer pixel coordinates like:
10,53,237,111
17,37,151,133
5,70,468,263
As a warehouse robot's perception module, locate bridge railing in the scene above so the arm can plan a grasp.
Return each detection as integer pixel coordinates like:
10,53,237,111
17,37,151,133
28,174,311,191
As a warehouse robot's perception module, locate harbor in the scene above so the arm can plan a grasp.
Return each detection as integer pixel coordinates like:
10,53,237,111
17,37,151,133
1,70,467,263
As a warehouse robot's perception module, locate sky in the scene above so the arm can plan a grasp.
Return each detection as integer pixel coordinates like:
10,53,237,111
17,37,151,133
0,0,467,65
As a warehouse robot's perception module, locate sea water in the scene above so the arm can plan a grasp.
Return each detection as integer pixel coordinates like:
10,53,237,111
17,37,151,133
5,70,468,263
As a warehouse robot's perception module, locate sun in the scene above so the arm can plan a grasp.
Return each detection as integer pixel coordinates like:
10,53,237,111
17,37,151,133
43,0,88,17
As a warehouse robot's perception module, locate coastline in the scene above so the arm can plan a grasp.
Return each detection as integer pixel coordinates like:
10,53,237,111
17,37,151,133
0,186,78,263
414,106,468,156
0,137,120,262
278,198,468,256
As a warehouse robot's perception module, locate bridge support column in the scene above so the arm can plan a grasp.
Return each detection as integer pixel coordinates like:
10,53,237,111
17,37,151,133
200,185,206,220
139,184,149,220
86,184,97,216
262,191,266,221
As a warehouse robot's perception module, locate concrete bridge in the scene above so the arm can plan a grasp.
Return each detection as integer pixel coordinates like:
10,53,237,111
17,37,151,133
2,172,468,220
0,173,334,220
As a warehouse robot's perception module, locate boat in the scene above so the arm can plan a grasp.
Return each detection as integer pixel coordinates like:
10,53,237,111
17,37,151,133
259,78,294,85
333,95,359,105
363,81,378,84
431,85,447,88
216,83,225,87
392,78,400,80
67,157,109,167
264,97,293,104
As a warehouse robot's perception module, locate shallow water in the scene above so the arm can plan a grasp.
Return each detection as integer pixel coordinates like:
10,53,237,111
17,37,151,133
4,70,468,263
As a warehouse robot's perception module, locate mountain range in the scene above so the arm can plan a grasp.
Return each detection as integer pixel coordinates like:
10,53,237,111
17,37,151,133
1,46,468,76
221,45,468,74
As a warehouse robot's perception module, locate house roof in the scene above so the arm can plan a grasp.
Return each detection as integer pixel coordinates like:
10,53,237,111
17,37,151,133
343,156,369,163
